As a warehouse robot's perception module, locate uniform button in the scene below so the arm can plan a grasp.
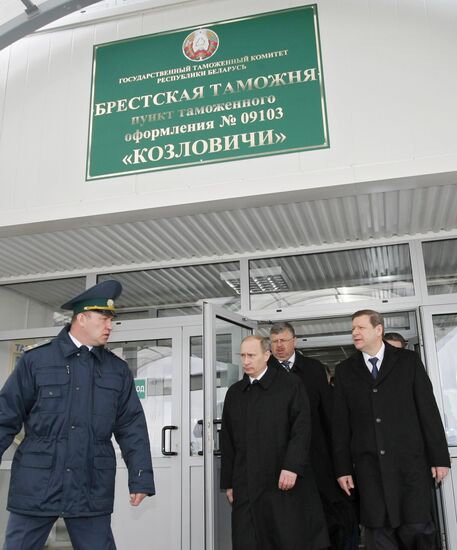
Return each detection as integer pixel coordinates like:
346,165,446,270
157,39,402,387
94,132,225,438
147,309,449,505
48,391,54,396
380,450,386,455
76,387,80,391
66,468,71,472
71,425,76,430
376,418,382,423
77,353,80,357
373,388,378,393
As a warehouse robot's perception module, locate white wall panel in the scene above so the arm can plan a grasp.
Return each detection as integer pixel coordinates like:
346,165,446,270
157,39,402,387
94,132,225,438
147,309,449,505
0,0,456,230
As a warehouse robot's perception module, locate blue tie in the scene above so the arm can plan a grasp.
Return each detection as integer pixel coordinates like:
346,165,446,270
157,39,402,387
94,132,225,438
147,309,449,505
281,360,291,372
369,357,379,380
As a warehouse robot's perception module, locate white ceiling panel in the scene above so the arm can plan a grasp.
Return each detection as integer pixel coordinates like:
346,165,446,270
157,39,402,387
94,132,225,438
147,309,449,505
0,183,456,282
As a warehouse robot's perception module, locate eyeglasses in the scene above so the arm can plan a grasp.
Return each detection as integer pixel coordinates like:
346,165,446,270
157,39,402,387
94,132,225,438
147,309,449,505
270,337,294,345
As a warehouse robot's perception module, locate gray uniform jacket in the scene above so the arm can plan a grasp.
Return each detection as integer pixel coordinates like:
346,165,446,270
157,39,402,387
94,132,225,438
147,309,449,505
0,326,155,517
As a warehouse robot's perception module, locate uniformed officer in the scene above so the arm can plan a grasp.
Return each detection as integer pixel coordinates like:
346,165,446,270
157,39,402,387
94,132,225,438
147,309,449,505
0,280,155,550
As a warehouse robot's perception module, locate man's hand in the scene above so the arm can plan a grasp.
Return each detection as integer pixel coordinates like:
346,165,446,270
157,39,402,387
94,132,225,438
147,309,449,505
130,493,147,506
226,488,234,504
337,475,355,496
431,467,449,484
278,469,297,491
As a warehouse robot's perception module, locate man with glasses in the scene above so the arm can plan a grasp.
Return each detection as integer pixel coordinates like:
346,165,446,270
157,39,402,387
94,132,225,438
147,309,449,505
269,322,358,550
0,280,155,549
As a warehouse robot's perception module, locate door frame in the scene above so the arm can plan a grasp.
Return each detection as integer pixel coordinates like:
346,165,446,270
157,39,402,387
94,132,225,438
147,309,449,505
108,321,185,550
420,304,457,550
202,303,257,550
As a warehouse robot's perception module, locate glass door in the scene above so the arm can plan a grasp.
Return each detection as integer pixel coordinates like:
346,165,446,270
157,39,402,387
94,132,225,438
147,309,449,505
108,324,182,550
421,305,457,550
203,303,257,550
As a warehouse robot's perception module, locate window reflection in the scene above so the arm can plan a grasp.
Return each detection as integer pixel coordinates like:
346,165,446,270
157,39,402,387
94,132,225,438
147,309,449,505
108,339,173,457
423,239,457,296
99,262,241,321
0,278,85,330
189,331,242,456
432,314,457,446
249,245,414,310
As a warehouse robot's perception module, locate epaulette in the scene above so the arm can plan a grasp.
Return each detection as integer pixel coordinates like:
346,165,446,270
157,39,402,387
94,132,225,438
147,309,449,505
25,339,52,352
106,347,125,359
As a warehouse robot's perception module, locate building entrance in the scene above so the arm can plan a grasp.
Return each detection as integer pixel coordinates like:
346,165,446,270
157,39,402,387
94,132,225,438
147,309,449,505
0,306,453,550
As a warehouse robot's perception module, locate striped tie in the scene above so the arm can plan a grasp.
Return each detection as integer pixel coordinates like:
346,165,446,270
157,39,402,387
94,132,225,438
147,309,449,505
281,360,291,372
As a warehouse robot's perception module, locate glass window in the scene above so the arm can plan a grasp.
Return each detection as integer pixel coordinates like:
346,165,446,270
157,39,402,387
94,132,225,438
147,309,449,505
0,278,86,330
189,331,242,457
107,339,173,458
431,313,457,446
99,262,240,321
257,311,418,375
423,239,457,296
259,311,415,338
249,244,414,310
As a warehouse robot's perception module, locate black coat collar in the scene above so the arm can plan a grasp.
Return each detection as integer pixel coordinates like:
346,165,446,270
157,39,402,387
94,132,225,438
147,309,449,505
241,365,277,391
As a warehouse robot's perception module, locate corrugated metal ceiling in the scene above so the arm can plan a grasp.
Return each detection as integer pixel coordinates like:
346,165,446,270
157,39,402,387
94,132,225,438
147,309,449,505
0,183,456,282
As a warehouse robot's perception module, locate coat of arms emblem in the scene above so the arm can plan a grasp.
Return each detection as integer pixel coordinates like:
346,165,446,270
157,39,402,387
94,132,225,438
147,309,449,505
182,28,219,61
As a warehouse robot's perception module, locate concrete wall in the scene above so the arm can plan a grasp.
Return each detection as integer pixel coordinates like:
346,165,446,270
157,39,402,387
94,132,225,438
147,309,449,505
0,0,455,230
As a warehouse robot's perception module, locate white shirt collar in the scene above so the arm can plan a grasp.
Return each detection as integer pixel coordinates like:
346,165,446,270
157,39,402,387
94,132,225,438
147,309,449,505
249,366,268,384
287,352,296,366
69,332,93,351
362,342,385,372
276,352,295,368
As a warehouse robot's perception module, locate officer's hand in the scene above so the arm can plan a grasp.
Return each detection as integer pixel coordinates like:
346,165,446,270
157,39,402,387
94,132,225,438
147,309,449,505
130,493,147,506
226,488,234,504
278,469,297,491
431,466,449,484
337,475,355,496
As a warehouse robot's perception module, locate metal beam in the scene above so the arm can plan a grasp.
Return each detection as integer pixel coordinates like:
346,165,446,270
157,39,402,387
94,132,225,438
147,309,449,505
0,0,102,51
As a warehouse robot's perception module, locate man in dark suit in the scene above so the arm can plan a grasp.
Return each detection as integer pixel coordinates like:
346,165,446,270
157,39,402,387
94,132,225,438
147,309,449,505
268,322,358,550
220,335,329,550
333,309,450,550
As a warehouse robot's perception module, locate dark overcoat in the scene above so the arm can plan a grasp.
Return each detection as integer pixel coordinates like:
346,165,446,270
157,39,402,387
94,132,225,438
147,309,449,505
332,342,450,528
269,352,341,503
220,365,329,550
269,353,357,544
0,326,155,517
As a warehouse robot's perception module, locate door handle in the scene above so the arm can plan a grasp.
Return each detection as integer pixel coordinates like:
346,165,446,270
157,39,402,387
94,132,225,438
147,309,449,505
213,418,222,456
161,425,178,456
197,419,204,456
197,419,222,456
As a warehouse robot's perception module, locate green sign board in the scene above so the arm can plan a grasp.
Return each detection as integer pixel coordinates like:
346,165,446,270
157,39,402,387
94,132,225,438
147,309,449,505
87,5,328,180
134,378,147,400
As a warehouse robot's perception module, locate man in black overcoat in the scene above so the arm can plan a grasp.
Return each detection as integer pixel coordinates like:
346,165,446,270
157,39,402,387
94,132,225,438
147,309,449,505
333,309,450,550
268,322,358,550
220,335,329,550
